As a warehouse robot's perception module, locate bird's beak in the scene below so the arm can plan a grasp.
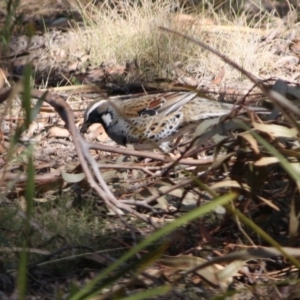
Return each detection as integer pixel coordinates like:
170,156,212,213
80,121,90,134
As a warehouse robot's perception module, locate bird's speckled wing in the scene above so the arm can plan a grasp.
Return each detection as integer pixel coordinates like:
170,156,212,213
157,92,198,115
181,97,234,121
110,92,198,118
111,93,167,118
112,96,236,147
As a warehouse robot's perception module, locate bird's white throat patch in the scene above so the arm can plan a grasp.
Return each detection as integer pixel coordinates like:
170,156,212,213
102,113,112,126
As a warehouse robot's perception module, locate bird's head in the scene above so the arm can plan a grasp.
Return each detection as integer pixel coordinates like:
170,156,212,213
81,100,113,133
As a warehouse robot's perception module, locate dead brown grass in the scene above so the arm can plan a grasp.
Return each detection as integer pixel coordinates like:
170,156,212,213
63,0,287,84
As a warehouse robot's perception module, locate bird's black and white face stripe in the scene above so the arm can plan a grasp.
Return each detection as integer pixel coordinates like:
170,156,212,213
81,100,113,133
84,100,108,121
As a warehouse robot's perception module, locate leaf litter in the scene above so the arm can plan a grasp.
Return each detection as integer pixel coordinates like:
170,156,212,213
2,1,300,298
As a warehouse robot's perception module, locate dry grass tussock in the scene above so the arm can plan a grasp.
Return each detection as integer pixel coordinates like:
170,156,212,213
66,0,280,82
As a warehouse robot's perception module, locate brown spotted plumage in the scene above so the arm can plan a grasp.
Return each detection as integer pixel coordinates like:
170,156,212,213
81,92,266,150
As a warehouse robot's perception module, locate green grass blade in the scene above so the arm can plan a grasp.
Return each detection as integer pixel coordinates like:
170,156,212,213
17,240,28,300
17,148,35,299
22,64,32,128
120,285,171,300
236,119,300,188
70,192,237,300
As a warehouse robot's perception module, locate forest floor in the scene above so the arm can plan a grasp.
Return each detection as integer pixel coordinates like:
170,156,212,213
1,0,300,299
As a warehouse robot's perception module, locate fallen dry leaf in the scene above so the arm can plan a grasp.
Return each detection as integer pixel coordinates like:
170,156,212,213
48,126,70,138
